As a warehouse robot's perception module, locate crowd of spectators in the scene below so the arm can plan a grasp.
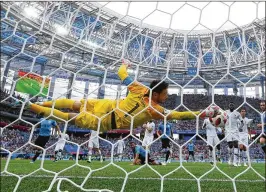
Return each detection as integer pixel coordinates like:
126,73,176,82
1,128,264,161
0,89,264,161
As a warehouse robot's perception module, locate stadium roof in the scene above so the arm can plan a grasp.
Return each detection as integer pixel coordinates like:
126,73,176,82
0,2,265,85
96,2,266,33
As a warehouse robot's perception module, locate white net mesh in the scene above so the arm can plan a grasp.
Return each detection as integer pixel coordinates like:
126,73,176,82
1,2,265,192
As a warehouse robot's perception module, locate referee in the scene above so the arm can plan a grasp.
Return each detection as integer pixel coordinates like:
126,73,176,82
31,113,60,163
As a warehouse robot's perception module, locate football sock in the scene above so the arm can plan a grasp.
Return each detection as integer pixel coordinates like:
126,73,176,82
30,104,69,120
42,99,75,109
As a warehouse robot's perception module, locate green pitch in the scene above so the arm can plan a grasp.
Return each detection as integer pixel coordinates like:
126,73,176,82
16,78,48,96
1,160,265,192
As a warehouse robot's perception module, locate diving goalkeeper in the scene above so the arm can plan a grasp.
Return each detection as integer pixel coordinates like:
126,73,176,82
24,60,213,131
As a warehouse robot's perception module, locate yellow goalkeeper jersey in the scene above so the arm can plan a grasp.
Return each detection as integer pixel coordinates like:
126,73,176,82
75,64,201,131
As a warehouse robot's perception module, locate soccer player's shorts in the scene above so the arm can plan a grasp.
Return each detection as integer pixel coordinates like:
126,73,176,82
239,133,249,146
88,137,100,148
117,147,123,154
207,136,220,146
226,132,239,142
189,151,194,156
161,138,171,149
142,136,154,147
75,99,115,130
139,154,154,164
35,136,50,148
55,143,65,151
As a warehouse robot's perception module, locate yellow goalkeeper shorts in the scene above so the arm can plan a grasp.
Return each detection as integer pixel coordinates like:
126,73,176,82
75,99,116,131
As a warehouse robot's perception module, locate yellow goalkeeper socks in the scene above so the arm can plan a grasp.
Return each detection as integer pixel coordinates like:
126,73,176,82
30,104,69,120
42,98,75,110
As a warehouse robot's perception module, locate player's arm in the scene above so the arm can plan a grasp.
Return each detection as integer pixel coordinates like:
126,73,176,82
55,125,61,135
168,110,204,120
257,123,262,128
156,130,160,137
248,126,252,138
144,124,153,132
117,61,147,94
118,60,133,86
237,119,244,131
52,121,60,135
247,119,253,137
84,133,91,137
55,133,60,139
150,104,202,120
133,153,139,165
156,126,162,137
170,127,173,139
202,121,207,129
237,112,244,124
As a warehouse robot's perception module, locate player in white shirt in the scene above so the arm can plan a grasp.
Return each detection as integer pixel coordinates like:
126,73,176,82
84,130,103,163
257,101,266,154
142,120,156,150
54,133,70,162
224,102,244,166
238,108,252,166
116,135,125,162
203,118,221,165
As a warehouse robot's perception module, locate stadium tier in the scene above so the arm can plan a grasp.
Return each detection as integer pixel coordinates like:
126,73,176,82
0,2,265,192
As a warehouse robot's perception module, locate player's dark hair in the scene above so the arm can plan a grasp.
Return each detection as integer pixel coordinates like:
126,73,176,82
150,80,169,94
240,107,246,111
39,112,45,118
260,100,265,104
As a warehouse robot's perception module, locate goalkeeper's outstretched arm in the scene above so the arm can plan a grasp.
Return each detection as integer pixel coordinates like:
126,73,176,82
117,60,133,86
117,60,148,95
149,105,204,121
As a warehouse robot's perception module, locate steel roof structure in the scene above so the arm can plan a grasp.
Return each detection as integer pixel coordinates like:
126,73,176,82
1,2,265,87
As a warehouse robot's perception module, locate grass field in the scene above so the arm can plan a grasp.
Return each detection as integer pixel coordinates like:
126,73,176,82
16,78,48,96
1,160,265,192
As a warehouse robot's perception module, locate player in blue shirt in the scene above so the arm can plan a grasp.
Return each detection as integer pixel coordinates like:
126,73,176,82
130,141,165,165
157,122,173,163
257,101,266,154
187,141,195,162
31,113,60,163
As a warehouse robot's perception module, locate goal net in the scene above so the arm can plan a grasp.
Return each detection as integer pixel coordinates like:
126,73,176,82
0,2,265,192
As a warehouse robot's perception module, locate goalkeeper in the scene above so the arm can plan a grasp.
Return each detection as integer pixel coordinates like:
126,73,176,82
25,60,212,132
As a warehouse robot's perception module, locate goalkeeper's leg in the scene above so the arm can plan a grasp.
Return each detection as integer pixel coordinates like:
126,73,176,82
29,102,78,122
37,98,81,111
